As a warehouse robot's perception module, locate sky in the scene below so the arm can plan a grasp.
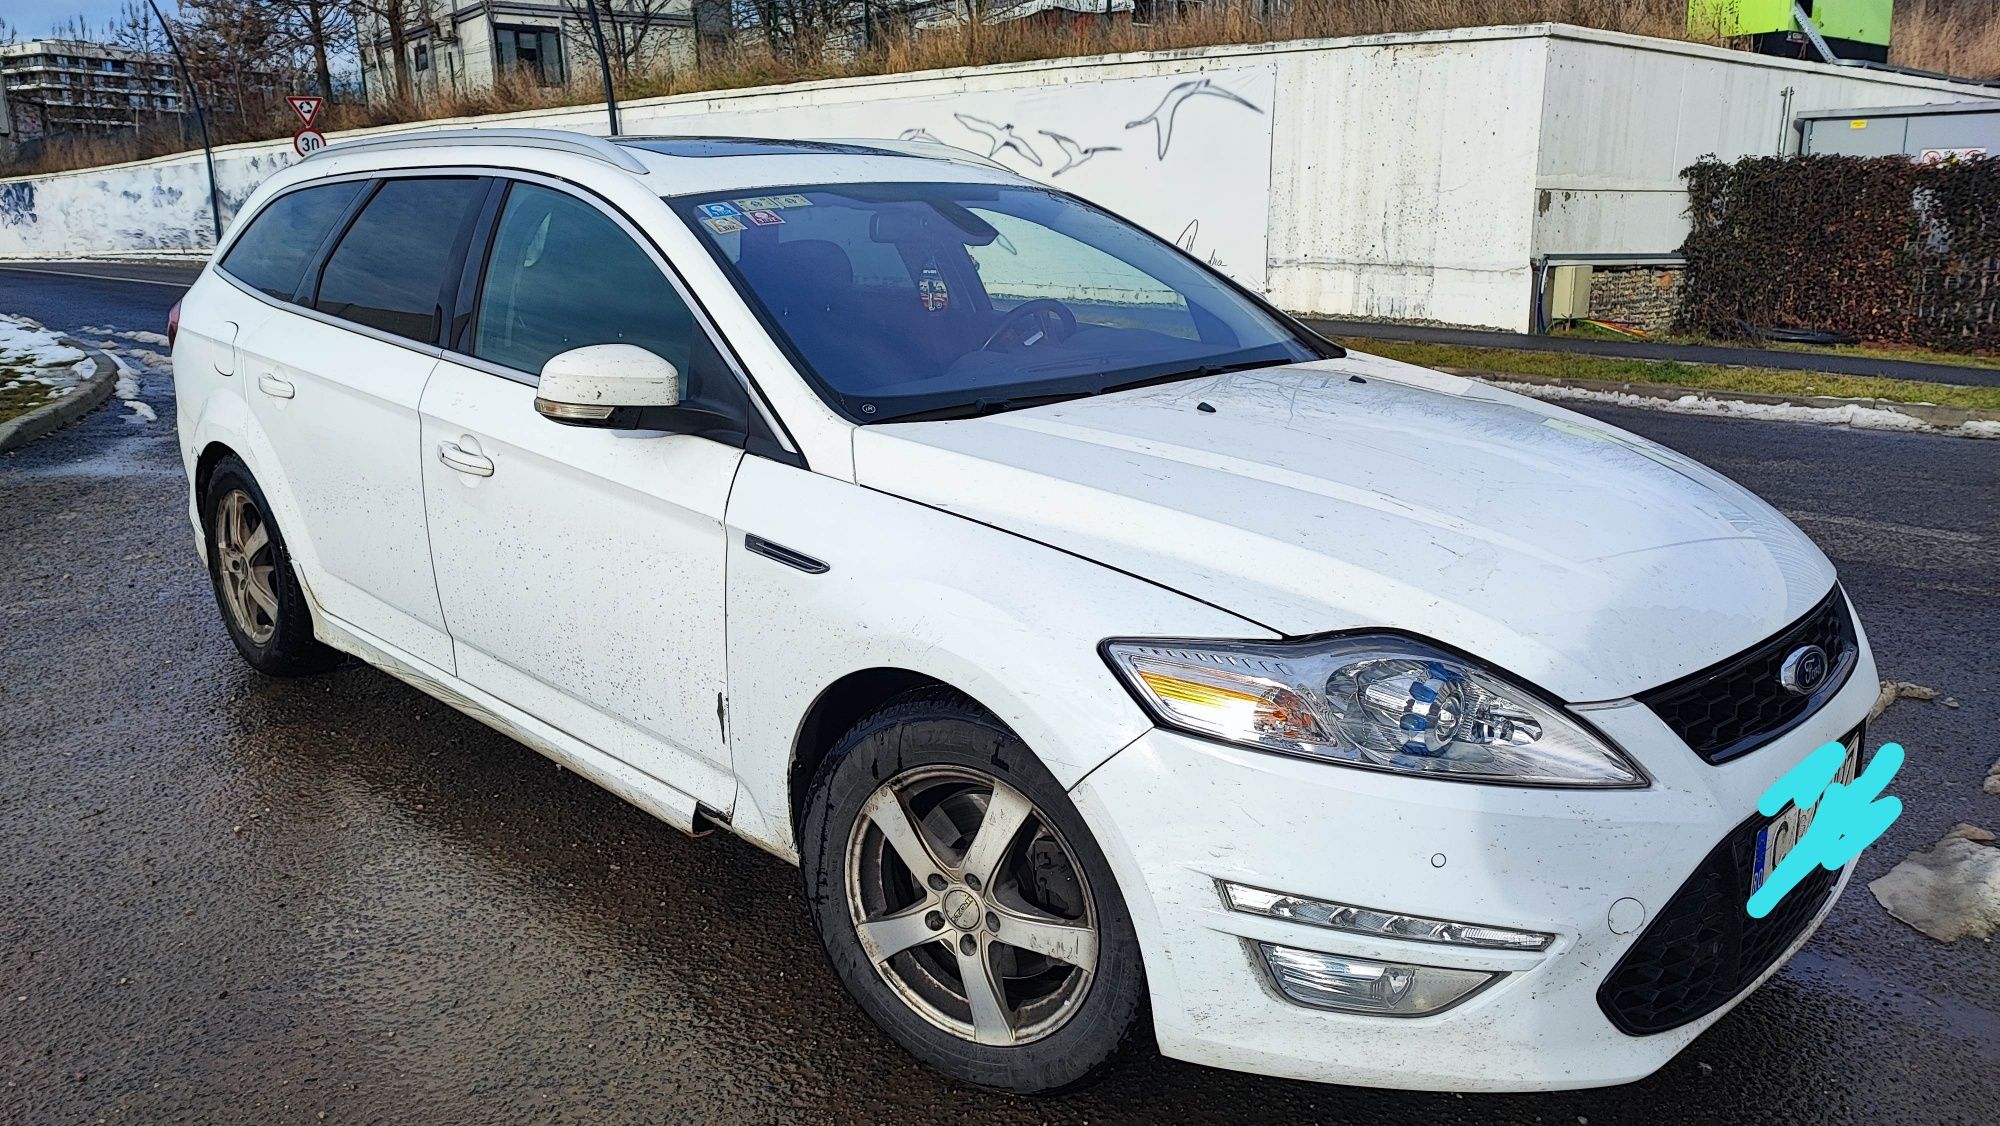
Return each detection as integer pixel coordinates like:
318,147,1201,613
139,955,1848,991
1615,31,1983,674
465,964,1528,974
5,0,179,39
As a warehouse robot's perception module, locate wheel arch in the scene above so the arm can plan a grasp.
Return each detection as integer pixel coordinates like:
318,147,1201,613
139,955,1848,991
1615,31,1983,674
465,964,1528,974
193,440,241,526
787,666,961,839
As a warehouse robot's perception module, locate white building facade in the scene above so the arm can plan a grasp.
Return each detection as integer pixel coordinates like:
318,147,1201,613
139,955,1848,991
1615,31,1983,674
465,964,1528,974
357,2,697,100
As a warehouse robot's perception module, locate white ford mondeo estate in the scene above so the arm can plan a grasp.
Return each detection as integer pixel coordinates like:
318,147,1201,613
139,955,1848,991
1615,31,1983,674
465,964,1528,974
172,128,1878,1094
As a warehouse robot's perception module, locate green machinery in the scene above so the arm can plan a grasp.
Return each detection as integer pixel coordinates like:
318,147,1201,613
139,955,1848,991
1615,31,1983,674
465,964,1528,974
1689,0,1894,64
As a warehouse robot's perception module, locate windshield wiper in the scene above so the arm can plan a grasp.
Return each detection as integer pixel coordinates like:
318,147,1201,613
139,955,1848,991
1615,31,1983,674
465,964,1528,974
875,390,1093,423
877,356,1298,424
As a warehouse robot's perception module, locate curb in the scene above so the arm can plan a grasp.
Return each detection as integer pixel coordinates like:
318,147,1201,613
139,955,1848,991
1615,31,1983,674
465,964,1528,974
0,338,121,453
1445,368,2000,434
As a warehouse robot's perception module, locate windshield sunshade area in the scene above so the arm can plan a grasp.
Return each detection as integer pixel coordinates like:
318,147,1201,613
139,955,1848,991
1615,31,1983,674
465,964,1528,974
670,183,1328,422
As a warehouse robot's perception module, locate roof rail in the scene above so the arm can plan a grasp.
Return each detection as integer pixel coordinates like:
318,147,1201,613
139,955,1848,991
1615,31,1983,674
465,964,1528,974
307,127,650,174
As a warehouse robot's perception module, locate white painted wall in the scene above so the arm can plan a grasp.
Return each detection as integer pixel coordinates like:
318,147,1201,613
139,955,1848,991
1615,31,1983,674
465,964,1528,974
3,23,1993,331
1533,29,1998,259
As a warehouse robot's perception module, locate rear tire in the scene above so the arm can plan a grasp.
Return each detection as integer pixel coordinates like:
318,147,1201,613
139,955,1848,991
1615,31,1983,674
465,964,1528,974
801,688,1148,1094
202,456,339,677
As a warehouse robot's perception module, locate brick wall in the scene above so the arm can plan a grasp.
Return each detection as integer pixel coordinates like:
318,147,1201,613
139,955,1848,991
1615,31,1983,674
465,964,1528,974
1587,266,1684,334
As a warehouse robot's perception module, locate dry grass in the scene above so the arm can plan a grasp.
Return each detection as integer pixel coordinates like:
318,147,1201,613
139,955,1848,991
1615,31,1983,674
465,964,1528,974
5,0,1994,178
1893,0,2000,78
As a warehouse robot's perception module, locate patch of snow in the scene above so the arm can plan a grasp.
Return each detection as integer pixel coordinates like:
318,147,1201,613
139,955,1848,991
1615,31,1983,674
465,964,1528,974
82,325,170,347
1870,825,2000,943
1489,380,1996,438
124,399,159,423
0,314,87,372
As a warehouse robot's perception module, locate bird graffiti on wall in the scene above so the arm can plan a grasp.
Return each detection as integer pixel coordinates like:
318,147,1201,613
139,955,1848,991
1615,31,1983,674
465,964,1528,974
953,114,1044,166
1125,78,1263,160
1038,130,1120,176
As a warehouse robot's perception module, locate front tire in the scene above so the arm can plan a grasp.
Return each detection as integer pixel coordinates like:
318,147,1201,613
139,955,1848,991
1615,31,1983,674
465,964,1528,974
801,689,1148,1094
202,456,338,676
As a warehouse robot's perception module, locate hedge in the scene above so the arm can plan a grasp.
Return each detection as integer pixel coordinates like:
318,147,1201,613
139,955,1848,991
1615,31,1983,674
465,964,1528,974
1678,154,2000,353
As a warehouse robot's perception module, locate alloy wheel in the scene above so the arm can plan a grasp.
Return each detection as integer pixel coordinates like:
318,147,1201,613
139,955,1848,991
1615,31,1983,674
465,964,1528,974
214,488,278,645
845,765,1100,1046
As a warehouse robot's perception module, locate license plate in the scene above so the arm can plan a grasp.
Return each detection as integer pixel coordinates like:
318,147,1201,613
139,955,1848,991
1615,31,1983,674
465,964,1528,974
1749,729,1862,897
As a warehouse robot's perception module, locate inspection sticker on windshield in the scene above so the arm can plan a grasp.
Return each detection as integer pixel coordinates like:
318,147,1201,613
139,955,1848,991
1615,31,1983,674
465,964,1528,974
701,215,745,235
736,194,812,211
698,202,741,219
919,268,949,312
745,209,786,226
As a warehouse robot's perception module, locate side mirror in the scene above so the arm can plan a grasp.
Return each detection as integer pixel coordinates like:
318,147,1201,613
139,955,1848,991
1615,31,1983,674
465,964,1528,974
533,344,682,428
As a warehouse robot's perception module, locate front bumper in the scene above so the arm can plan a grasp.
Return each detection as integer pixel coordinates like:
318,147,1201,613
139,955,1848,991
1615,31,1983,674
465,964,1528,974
1068,638,1879,1092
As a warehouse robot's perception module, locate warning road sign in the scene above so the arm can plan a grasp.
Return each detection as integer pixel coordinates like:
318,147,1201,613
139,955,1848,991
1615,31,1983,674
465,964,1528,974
286,96,323,128
293,129,326,158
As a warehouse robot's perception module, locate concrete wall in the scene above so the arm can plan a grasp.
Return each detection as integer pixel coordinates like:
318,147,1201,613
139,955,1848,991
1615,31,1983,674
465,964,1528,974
1533,30,1996,259
3,23,1994,332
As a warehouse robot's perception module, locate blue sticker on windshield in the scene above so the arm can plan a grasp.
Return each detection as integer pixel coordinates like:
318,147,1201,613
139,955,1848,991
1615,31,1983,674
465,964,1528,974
699,202,741,219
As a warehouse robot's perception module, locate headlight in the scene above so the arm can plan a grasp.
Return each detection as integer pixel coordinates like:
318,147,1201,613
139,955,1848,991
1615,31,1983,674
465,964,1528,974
1103,635,1644,787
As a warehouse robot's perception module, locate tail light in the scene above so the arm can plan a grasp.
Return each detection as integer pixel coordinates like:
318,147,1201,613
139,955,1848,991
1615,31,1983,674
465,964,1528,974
166,299,182,349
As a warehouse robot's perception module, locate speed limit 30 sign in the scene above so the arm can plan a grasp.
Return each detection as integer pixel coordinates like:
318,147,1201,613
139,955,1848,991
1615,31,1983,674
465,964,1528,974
293,129,326,158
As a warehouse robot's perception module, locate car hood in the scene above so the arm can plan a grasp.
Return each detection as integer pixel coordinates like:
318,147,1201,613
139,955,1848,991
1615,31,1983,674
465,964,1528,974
850,352,1836,703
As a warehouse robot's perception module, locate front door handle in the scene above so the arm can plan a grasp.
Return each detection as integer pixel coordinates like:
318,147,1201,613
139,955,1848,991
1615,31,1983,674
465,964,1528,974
256,373,295,399
438,441,494,477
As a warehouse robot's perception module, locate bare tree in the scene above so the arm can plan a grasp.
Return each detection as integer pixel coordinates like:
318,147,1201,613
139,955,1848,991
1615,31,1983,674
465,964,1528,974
270,0,355,101
740,0,858,61
562,0,691,78
353,0,422,99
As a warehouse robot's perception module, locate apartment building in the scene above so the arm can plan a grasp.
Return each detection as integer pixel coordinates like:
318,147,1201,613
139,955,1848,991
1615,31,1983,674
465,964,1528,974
0,39,181,137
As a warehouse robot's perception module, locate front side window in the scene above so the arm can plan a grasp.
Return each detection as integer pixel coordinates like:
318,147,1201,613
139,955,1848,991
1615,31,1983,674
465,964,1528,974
315,177,487,344
472,183,695,377
672,183,1321,421
220,179,366,301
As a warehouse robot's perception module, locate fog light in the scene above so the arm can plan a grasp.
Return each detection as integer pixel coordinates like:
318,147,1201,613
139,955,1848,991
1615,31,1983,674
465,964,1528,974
1258,943,1495,1015
1221,883,1553,951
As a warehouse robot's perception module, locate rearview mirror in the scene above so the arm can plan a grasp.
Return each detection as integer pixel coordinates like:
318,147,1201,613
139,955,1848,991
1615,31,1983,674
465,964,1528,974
533,344,682,428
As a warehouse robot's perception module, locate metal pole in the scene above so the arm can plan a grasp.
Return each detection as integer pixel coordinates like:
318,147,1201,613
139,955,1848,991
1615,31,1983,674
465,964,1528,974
147,0,222,244
582,1,620,136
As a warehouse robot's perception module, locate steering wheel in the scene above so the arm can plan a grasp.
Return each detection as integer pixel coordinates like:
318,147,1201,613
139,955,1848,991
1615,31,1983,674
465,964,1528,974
981,299,1079,352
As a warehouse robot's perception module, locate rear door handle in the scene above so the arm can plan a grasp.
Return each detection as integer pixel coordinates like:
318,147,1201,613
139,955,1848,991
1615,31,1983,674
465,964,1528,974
256,373,295,399
438,441,494,477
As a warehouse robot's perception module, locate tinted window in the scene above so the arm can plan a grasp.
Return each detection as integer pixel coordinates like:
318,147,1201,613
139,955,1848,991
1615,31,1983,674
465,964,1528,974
473,183,694,377
675,184,1317,420
316,178,486,343
220,180,364,300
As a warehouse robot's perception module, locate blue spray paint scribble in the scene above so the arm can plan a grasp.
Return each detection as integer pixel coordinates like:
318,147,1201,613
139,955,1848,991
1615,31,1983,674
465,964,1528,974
1747,740,1905,918
0,183,38,228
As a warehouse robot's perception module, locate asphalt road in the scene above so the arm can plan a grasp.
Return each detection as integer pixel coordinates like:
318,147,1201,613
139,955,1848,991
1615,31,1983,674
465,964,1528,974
3,271,1998,1124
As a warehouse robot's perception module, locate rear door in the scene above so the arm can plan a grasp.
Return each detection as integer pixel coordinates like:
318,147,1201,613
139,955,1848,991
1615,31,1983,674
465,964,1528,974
418,178,751,808
238,174,491,671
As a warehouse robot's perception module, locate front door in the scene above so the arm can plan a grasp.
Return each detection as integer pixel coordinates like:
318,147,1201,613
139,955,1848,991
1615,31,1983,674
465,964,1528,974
240,175,491,671
419,180,742,808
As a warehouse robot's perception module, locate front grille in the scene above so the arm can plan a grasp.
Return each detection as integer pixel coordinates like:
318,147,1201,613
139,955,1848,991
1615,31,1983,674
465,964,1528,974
1596,805,1845,1036
1636,586,1857,765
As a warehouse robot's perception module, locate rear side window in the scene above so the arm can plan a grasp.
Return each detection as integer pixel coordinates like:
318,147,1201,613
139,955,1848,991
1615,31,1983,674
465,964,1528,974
472,183,694,376
220,181,364,300
316,177,487,344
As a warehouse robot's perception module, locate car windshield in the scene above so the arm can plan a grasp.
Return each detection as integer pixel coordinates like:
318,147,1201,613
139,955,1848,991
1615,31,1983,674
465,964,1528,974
671,182,1327,422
